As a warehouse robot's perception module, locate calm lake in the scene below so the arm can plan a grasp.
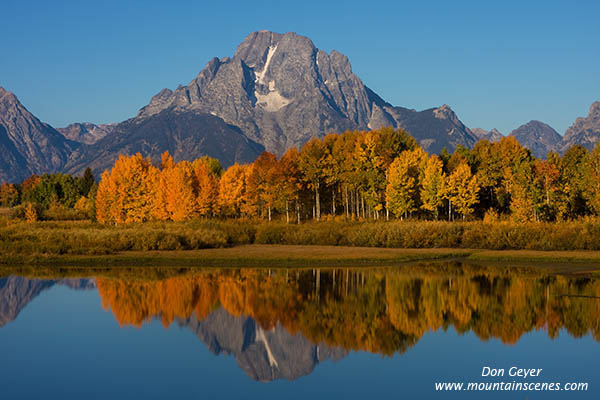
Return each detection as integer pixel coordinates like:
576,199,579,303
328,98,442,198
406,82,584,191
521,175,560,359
1,262,598,399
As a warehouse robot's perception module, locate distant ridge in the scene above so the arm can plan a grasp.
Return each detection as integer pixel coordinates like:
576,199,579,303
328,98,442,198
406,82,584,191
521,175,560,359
471,128,503,142
509,120,562,159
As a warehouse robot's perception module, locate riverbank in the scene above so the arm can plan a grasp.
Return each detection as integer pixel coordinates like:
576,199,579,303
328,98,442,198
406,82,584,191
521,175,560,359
0,245,471,267
3,244,600,270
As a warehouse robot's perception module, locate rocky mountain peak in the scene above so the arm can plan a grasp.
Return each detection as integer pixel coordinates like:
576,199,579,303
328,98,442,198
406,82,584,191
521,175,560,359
0,86,21,110
510,120,562,158
132,30,476,155
433,104,457,121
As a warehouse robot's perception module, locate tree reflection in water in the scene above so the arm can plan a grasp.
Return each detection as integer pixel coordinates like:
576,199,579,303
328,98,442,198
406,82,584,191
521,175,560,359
96,263,600,354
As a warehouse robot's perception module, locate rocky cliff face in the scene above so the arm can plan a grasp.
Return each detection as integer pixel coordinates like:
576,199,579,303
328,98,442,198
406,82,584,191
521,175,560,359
0,87,78,183
136,31,476,155
181,307,346,382
509,120,562,158
561,101,600,152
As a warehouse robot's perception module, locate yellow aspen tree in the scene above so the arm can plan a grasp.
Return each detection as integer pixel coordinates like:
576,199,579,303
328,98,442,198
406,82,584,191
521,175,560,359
385,148,426,219
25,202,37,223
420,155,445,218
443,161,480,220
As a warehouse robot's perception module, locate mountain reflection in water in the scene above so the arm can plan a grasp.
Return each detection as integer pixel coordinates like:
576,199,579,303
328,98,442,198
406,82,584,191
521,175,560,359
1,262,599,382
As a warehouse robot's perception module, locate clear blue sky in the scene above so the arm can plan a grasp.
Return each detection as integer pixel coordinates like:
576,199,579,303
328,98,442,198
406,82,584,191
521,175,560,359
1,0,599,134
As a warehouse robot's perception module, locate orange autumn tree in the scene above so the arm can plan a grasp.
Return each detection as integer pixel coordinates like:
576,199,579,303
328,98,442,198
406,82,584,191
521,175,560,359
96,153,158,224
218,163,250,217
247,152,280,220
193,158,220,217
96,151,222,223
279,147,303,223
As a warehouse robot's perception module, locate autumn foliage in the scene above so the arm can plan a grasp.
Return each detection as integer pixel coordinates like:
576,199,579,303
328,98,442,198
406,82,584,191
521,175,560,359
96,152,220,224
84,127,600,224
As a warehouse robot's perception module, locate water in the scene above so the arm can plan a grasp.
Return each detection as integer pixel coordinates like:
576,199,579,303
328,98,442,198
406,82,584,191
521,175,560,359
0,262,598,399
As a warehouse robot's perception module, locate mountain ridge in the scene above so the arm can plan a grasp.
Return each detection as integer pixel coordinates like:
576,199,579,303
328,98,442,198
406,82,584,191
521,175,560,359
2,31,600,181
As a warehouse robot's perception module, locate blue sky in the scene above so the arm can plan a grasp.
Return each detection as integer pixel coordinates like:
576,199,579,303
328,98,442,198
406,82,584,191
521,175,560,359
1,0,598,134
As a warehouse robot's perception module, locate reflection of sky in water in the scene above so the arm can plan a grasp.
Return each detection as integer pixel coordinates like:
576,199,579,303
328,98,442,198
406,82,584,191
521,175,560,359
0,271,598,399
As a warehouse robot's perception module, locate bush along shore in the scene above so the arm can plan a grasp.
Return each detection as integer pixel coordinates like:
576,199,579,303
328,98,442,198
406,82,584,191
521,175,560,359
3,219,600,260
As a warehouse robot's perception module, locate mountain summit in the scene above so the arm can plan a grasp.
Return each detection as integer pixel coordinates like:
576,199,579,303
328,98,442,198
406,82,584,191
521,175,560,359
135,31,476,155
509,120,562,158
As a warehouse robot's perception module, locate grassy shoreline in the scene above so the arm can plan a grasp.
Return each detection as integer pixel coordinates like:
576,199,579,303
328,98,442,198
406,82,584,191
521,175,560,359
0,245,471,267
3,244,600,269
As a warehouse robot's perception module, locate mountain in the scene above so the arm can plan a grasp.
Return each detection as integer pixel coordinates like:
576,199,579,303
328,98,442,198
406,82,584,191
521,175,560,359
181,307,346,382
63,109,264,176
57,122,115,145
471,127,503,142
5,31,558,180
509,120,562,159
136,30,476,155
561,101,600,152
0,87,78,183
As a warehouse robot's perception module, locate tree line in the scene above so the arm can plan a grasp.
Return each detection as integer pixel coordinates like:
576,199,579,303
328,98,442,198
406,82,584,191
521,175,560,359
93,127,600,224
2,126,600,223
0,168,96,221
